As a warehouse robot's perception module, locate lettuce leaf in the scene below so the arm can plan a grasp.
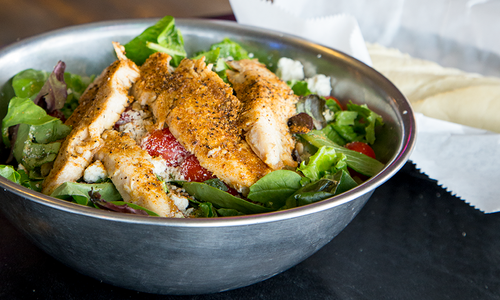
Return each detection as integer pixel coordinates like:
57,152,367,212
284,170,358,209
246,170,302,209
33,61,67,112
297,146,348,181
1,97,60,147
346,102,384,144
287,80,311,96
12,69,49,99
0,165,42,191
51,182,122,206
209,38,250,61
180,181,273,214
300,130,385,177
124,16,186,66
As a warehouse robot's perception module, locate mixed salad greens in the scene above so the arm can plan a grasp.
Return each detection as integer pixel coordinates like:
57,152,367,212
0,16,385,218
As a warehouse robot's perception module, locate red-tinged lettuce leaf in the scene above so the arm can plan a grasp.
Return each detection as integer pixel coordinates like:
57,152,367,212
89,190,158,216
33,60,67,113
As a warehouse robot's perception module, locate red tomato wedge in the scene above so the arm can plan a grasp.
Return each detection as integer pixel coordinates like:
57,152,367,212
345,141,376,159
142,128,189,167
180,154,215,182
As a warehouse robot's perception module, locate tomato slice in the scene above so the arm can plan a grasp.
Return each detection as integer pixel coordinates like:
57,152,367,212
345,141,376,159
180,154,215,182
142,128,189,167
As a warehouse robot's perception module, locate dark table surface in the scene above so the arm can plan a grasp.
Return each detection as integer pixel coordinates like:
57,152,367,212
2,162,499,300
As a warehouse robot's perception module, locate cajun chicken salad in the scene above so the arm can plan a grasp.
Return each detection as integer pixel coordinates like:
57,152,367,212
0,16,385,218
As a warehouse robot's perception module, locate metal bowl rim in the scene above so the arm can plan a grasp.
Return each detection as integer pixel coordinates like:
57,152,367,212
0,18,416,227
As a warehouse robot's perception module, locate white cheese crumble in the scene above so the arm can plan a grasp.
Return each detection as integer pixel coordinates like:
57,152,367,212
323,109,335,123
150,156,185,181
276,57,304,81
116,107,153,144
83,160,107,183
306,74,332,96
169,190,189,213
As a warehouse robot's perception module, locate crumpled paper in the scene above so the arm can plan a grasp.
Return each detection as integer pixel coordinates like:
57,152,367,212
229,0,500,213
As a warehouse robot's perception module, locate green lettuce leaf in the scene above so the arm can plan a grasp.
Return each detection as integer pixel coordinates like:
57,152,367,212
124,16,186,66
346,101,384,144
0,165,42,191
287,80,312,96
51,182,122,206
284,170,357,209
300,130,384,177
180,181,273,214
209,38,250,61
297,146,347,181
2,97,59,147
247,170,302,209
12,69,49,99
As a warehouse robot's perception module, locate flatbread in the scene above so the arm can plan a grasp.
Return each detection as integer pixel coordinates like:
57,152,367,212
412,85,500,133
366,43,500,133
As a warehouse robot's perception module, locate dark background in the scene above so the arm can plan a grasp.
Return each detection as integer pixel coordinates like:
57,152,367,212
0,0,233,48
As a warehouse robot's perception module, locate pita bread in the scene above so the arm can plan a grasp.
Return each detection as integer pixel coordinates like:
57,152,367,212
366,43,500,133
412,85,500,133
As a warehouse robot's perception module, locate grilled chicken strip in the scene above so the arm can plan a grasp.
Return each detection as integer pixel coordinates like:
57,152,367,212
131,52,173,107
155,57,272,193
226,59,298,170
95,129,184,218
42,43,140,195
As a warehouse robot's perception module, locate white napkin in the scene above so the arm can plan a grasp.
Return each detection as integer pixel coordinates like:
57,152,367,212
229,0,371,66
229,0,500,213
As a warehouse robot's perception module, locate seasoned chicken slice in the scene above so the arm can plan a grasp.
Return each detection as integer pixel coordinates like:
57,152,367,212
156,57,272,193
95,130,184,218
42,44,140,195
226,59,298,170
131,52,173,106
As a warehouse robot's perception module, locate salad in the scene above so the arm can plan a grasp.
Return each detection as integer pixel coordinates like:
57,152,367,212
0,16,384,218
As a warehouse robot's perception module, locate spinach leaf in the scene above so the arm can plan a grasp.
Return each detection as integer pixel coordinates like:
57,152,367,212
51,182,122,206
285,170,357,209
300,130,384,177
247,170,302,209
124,16,186,66
181,181,273,214
197,202,218,218
216,208,244,217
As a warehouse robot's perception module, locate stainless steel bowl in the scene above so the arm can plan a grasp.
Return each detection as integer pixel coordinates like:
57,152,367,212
0,19,415,295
